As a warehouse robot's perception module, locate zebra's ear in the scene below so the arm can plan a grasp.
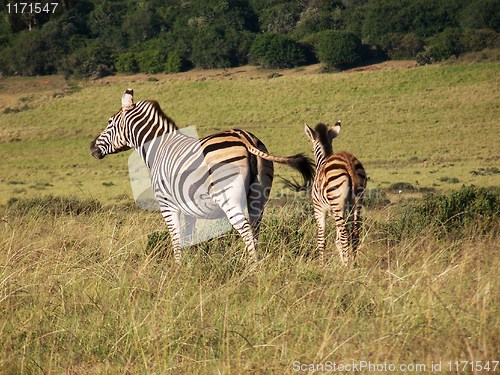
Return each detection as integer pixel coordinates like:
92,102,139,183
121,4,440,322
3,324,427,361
328,120,341,141
304,123,316,142
122,88,135,111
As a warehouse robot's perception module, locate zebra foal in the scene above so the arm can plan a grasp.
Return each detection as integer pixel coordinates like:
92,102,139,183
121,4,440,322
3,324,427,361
90,89,314,267
304,122,367,266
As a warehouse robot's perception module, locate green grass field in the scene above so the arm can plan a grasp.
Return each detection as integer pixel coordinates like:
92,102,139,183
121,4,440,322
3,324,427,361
0,62,499,374
1,62,499,204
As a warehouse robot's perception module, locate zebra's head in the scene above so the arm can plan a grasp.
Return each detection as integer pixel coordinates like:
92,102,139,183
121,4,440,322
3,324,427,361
90,89,135,159
304,121,341,161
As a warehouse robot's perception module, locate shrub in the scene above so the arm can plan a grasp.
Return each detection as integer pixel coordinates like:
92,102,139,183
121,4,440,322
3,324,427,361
62,41,114,78
399,33,426,58
115,52,139,73
164,51,183,73
389,182,417,193
191,28,234,69
315,30,363,68
459,0,500,31
9,29,62,75
422,28,463,62
460,29,500,52
364,188,391,209
250,33,308,69
439,177,460,184
190,27,252,69
380,33,425,59
259,3,299,34
3,105,32,114
135,50,167,74
379,185,499,243
293,3,341,39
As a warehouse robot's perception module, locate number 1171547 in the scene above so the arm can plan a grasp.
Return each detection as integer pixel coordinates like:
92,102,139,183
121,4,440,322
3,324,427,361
6,2,59,14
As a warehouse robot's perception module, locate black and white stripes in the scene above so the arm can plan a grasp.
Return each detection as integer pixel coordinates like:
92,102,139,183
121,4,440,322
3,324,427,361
90,89,314,267
304,122,367,266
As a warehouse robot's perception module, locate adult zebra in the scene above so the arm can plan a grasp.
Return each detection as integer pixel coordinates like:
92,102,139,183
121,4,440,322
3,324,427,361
304,122,367,266
90,89,314,266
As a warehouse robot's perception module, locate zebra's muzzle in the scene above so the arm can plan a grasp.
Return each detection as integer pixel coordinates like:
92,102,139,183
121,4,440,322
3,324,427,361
90,139,104,159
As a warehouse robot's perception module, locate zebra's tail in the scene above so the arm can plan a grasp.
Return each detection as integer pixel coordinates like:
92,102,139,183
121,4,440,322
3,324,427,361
245,144,315,191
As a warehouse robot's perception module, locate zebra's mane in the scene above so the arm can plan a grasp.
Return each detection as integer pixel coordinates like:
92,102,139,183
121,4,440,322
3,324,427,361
315,123,333,157
146,100,178,130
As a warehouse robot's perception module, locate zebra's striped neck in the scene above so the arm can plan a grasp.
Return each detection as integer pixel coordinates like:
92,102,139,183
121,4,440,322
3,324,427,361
125,100,178,169
313,142,329,167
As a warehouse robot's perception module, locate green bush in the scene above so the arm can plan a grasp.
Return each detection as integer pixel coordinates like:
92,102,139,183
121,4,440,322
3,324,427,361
188,25,255,69
389,182,417,192
164,51,183,74
460,29,500,52
364,188,391,209
8,29,61,75
380,33,425,59
459,0,500,31
293,2,341,39
258,3,299,34
379,185,499,243
250,32,308,69
190,27,237,69
315,30,364,69
422,28,463,62
61,41,114,78
115,52,139,74
135,50,167,74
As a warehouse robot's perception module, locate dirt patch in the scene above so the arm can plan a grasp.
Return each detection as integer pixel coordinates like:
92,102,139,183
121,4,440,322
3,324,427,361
95,61,416,85
96,64,326,85
0,75,67,111
343,60,417,73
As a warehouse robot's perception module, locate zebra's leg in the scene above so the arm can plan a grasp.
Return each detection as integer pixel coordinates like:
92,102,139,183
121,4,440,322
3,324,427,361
219,203,258,265
231,213,258,266
211,180,258,266
160,207,183,264
346,195,359,261
333,212,351,267
351,196,363,263
249,154,273,244
247,181,270,244
183,215,196,247
314,209,327,266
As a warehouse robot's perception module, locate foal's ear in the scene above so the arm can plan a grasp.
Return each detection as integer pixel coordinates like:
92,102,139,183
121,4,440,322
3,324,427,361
304,123,316,141
121,88,135,111
328,120,341,141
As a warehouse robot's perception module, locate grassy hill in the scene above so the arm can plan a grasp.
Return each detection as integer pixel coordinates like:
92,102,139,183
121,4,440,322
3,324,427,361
0,62,499,205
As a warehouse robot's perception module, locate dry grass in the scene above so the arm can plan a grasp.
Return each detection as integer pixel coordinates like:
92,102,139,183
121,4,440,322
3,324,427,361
0,193,498,374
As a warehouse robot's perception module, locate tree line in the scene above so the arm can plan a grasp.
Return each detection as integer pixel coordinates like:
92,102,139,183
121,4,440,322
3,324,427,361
0,0,498,77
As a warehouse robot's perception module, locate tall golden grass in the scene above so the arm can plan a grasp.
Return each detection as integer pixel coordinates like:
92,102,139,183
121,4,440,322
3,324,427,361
0,190,498,374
